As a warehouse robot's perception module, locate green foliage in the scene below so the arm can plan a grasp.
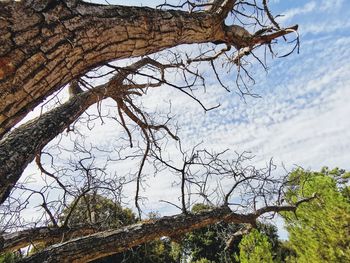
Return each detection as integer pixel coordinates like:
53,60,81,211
282,168,350,263
192,258,215,263
182,204,239,262
0,252,21,263
238,229,273,263
61,194,136,228
182,204,282,263
183,223,237,262
61,195,178,263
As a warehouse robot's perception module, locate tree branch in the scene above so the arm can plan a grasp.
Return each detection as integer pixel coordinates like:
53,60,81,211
253,194,317,218
17,201,312,263
0,58,175,204
209,0,238,22
1,226,97,254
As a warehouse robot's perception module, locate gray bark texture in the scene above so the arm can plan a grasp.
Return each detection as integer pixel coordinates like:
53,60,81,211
0,91,96,203
17,204,302,263
0,0,244,137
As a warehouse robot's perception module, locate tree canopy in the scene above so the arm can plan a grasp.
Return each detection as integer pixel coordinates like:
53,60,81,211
282,168,350,263
238,229,273,263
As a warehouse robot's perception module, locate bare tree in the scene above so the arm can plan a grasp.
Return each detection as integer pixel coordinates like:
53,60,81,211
0,0,308,262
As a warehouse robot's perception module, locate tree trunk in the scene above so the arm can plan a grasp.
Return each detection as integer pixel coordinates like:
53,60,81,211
0,89,98,203
1,226,97,253
1,197,314,258
17,207,253,262
0,0,245,137
15,203,305,263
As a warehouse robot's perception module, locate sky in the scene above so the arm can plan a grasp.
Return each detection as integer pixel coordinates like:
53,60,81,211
166,0,350,171
78,0,350,170
8,0,350,239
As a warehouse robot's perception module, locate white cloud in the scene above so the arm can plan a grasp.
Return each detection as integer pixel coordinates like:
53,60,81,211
177,36,350,170
279,1,317,23
319,0,345,11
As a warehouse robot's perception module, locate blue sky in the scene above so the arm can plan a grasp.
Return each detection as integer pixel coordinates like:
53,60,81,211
14,0,350,238
164,0,350,170
88,0,350,237
85,0,350,170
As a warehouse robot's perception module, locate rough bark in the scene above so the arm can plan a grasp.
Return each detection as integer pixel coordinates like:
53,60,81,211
0,89,99,204
0,0,246,137
16,204,302,263
0,226,97,253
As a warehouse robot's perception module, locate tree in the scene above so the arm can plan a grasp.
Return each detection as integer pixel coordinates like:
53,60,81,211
59,193,136,229
282,168,350,263
92,239,178,263
238,229,273,263
50,199,286,263
1,194,178,263
0,0,307,262
0,0,298,203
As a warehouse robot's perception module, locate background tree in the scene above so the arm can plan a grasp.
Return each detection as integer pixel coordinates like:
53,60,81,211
60,193,136,229
282,168,350,263
61,195,178,263
238,229,273,263
181,203,240,262
0,252,22,263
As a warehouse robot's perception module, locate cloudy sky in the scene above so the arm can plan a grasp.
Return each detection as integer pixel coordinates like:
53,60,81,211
168,0,350,171
86,0,350,170
96,0,350,236
15,0,350,238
